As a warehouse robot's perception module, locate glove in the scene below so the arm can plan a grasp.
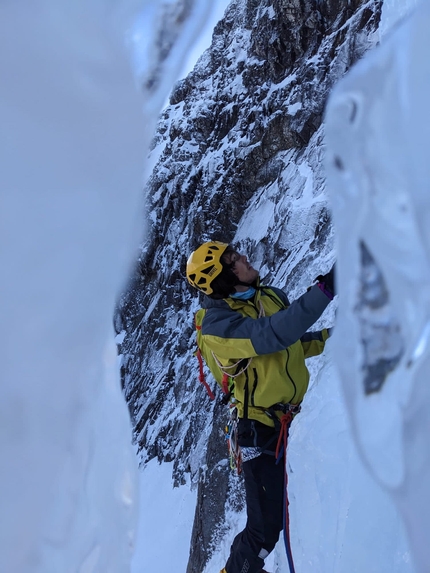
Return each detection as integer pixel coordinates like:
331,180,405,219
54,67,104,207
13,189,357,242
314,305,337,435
316,263,336,298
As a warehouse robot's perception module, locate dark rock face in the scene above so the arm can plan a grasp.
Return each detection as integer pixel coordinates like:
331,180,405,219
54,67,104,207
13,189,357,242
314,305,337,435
358,241,404,394
185,400,246,573
116,0,382,570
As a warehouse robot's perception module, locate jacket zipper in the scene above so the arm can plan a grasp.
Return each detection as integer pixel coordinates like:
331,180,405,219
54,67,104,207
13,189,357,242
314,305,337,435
243,368,249,419
251,368,258,407
285,348,297,403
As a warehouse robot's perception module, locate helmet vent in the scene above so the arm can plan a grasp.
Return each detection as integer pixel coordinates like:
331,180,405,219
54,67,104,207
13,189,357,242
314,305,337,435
201,265,215,275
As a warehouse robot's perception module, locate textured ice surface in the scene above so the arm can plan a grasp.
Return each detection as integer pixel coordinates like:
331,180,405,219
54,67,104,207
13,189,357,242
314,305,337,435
326,1,430,571
0,0,211,571
380,0,420,38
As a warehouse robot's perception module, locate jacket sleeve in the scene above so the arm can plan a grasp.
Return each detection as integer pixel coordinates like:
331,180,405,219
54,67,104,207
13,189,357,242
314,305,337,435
267,286,290,307
300,329,329,358
201,284,331,359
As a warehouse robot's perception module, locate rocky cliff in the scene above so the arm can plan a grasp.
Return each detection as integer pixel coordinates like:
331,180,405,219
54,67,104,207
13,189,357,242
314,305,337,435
116,1,382,570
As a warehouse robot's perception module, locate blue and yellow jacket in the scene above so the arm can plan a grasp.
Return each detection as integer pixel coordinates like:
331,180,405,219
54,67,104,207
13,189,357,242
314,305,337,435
197,283,331,427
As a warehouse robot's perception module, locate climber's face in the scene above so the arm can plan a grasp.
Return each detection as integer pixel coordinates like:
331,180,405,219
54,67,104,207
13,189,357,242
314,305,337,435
223,250,259,288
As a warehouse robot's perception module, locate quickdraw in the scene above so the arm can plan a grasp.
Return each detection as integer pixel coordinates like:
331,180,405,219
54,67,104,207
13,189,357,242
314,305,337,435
224,409,242,475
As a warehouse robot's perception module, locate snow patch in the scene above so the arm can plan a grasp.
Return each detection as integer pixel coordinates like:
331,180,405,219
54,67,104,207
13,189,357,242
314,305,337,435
131,459,197,573
287,101,302,116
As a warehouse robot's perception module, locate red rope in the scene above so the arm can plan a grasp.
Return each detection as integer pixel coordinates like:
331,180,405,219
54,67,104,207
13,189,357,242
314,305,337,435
221,373,230,395
275,412,293,459
275,412,296,573
196,348,215,400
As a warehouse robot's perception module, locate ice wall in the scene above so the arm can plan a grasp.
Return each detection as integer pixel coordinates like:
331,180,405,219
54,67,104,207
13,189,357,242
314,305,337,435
380,0,420,38
325,1,430,571
0,1,210,571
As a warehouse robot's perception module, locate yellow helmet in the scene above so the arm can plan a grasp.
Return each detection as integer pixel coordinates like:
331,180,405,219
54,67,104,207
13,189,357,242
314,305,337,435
186,241,229,295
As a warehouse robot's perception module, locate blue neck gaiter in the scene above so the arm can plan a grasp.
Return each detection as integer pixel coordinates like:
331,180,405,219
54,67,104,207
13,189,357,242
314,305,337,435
230,287,256,300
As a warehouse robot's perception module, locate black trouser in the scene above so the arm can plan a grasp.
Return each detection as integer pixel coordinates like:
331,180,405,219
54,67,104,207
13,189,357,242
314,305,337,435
225,452,284,573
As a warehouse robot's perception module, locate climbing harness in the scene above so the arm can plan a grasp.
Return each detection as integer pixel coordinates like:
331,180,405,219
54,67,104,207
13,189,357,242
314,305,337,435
275,403,301,573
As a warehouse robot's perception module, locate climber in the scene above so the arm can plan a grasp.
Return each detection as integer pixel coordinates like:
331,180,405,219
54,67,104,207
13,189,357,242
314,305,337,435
186,241,335,573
